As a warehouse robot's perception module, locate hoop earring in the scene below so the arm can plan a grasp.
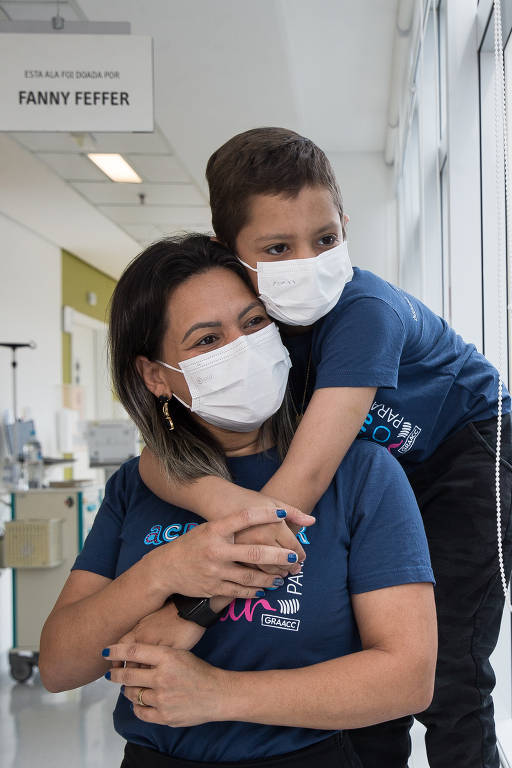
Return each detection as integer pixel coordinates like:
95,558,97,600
158,395,175,431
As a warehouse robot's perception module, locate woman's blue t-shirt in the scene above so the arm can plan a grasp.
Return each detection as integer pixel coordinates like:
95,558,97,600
72,441,433,762
284,267,511,473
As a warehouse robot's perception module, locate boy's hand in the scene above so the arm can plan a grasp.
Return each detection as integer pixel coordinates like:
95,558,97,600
235,520,305,576
115,602,206,655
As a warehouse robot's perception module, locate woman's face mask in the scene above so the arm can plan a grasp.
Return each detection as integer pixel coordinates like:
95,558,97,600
157,323,291,432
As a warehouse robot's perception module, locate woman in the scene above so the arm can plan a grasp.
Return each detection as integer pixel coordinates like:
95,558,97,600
40,235,436,768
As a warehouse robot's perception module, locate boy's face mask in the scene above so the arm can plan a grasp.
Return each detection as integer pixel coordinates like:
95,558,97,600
157,323,291,432
239,241,353,326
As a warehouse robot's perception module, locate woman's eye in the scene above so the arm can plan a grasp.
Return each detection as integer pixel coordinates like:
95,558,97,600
318,234,338,247
246,315,265,328
266,243,288,256
196,334,218,347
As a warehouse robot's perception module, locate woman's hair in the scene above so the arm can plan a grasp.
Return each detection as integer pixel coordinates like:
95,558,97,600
109,233,295,482
206,126,345,251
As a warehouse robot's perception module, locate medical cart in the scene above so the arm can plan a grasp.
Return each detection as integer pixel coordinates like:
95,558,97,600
5,485,102,682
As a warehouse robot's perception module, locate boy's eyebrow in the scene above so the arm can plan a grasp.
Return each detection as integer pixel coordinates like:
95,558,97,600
253,221,340,243
254,232,294,244
182,301,265,342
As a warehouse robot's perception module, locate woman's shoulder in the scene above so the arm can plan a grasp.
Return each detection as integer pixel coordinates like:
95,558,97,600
103,456,146,507
343,438,405,476
337,439,414,510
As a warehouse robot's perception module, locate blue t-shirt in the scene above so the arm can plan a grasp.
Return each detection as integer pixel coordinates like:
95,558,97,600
284,267,510,472
72,441,433,762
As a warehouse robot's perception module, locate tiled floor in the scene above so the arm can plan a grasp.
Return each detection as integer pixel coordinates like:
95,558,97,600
0,663,431,767
0,665,125,768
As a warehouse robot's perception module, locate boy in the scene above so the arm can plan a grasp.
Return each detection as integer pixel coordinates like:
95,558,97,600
140,128,512,768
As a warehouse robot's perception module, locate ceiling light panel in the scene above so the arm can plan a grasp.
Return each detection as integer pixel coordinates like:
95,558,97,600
87,154,142,183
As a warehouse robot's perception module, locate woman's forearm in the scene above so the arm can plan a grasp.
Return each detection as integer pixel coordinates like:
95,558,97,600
40,556,169,692
219,647,434,730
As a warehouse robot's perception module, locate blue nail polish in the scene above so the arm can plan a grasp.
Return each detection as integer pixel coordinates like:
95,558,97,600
121,685,125,694
255,589,265,597
267,585,279,590
104,671,111,680
101,648,110,657
130,702,134,711
273,577,284,586
276,508,287,518
288,552,298,563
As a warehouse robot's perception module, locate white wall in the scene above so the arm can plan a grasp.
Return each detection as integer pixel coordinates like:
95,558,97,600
0,213,62,660
329,151,398,283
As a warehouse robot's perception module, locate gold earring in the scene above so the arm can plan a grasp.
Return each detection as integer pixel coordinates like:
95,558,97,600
158,396,174,431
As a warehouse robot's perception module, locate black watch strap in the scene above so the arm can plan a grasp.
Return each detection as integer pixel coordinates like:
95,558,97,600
171,594,224,628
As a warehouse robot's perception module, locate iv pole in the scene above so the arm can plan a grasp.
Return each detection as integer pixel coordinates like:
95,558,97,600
0,341,37,456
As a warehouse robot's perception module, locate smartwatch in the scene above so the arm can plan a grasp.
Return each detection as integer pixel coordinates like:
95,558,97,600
171,594,224,628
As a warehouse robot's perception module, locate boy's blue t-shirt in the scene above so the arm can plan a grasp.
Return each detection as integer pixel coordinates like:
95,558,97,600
72,441,433,762
284,267,511,472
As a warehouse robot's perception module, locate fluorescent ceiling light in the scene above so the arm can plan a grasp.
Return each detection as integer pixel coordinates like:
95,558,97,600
87,153,142,183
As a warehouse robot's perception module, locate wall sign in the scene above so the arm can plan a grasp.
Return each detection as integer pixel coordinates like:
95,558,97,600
0,34,154,131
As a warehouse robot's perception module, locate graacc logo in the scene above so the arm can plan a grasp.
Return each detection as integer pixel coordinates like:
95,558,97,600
277,598,300,615
398,425,421,454
397,422,412,439
261,614,300,631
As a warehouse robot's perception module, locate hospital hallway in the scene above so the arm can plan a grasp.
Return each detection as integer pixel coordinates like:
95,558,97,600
1,0,512,765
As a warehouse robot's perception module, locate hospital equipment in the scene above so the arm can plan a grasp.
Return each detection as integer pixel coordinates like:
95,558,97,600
3,484,102,682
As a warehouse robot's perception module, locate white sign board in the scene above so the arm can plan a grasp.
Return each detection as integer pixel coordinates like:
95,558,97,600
0,34,154,131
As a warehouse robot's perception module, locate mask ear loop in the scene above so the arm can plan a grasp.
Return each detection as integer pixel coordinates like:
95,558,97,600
155,360,192,411
237,257,258,272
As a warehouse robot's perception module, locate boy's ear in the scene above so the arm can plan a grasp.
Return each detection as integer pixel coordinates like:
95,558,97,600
342,213,350,240
136,356,172,399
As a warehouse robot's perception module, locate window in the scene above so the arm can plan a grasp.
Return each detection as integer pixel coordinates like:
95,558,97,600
479,0,512,756
397,1,443,315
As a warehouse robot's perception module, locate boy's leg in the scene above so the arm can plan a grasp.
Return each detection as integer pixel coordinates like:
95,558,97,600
346,716,412,768
410,415,512,768
348,415,512,768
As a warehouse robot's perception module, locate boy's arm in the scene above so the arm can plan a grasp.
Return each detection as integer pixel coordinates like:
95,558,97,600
139,448,286,520
262,386,376,514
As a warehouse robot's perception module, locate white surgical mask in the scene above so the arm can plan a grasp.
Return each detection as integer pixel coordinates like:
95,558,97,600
240,241,353,326
156,323,291,432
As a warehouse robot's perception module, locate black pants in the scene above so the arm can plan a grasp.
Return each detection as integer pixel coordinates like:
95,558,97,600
121,732,362,768
349,415,512,768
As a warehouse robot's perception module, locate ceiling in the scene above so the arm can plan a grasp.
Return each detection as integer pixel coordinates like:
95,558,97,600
0,0,399,278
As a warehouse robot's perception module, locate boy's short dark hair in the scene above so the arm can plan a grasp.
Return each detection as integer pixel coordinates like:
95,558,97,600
206,127,345,250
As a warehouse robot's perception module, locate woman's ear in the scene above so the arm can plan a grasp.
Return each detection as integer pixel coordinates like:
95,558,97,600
136,356,172,399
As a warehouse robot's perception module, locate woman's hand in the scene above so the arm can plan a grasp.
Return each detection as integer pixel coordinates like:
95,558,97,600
147,505,315,600
105,643,226,727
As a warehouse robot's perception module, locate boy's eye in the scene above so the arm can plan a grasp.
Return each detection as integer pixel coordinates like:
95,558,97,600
318,234,338,247
266,243,289,256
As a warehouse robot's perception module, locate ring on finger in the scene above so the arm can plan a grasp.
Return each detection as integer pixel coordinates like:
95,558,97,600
137,687,147,707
